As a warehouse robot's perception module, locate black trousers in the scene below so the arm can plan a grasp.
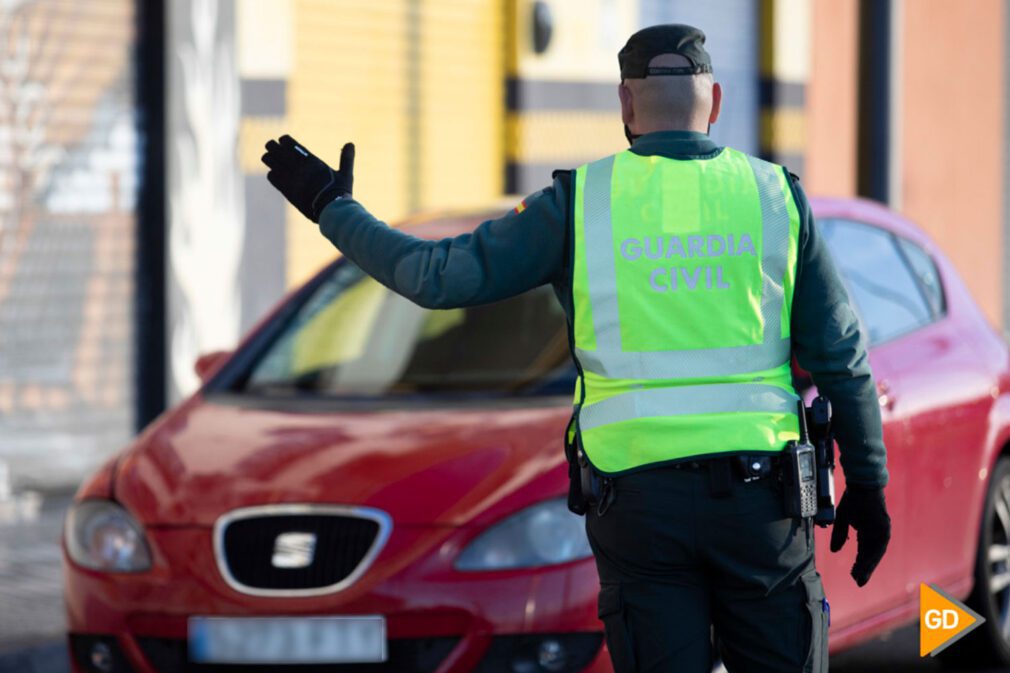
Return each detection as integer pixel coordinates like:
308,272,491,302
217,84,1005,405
586,464,829,673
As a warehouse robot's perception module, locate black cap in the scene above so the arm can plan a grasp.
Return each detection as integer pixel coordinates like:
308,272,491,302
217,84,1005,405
618,24,712,80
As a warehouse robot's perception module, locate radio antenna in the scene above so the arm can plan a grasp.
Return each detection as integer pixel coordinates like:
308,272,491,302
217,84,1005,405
797,400,810,444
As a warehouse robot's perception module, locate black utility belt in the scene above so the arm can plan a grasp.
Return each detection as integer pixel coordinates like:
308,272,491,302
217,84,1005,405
572,452,783,516
668,454,782,484
567,395,836,525
665,454,781,498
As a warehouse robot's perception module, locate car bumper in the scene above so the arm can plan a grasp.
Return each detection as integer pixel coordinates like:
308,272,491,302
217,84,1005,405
64,525,609,673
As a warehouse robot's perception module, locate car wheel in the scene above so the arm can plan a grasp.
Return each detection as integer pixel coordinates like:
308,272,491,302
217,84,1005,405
940,456,1010,667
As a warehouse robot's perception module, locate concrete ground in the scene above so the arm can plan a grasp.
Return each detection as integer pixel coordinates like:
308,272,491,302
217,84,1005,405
0,490,1002,672
0,490,71,673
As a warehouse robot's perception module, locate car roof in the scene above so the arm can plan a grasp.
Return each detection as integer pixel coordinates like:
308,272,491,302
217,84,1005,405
808,196,934,249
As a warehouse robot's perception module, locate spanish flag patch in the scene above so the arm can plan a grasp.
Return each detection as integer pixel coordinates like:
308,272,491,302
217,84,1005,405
513,198,527,215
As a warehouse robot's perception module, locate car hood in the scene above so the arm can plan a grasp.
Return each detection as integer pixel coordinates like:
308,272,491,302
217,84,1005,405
114,395,571,527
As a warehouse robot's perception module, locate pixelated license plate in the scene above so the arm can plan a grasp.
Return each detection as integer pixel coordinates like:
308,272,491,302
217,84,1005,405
188,615,387,664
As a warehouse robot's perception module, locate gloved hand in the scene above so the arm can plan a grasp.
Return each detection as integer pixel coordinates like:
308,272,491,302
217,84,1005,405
261,135,354,222
830,486,891,587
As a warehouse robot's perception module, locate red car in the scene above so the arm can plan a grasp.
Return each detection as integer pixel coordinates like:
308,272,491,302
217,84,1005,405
63,197,1010,673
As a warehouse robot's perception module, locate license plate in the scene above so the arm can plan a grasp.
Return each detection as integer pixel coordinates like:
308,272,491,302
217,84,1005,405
188,616,387,664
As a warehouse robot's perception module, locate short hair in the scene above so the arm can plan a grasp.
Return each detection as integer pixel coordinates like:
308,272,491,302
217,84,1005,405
625,54,714,130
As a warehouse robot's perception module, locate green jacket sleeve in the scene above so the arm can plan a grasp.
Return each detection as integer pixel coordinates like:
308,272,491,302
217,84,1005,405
316,180,569,309
788,176,889,489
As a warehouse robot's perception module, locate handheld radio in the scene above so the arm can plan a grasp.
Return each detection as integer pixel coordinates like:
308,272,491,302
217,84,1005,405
783,400,818,519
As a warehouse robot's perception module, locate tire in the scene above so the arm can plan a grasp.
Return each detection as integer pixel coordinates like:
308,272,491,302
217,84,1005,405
939,456,1010,667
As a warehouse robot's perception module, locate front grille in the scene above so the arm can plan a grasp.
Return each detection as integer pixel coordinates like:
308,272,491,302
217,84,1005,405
216,506,389,594
137,636,458,673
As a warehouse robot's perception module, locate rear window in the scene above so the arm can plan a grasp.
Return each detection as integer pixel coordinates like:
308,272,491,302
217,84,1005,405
895,237,945,318
821,219,935,344
241,262,574,399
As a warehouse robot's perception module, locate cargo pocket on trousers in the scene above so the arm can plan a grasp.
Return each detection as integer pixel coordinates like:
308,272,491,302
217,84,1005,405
598,583,637,673
801,571,829,673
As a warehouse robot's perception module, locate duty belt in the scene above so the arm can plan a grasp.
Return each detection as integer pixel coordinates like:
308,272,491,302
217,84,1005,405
667,454,783,495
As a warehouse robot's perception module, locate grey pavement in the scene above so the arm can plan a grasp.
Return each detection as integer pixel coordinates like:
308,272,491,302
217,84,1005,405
0,490,72,672
831,625,1004,672
0,643,68,673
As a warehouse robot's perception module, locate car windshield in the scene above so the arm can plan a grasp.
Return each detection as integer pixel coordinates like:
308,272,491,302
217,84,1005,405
242,262,575,399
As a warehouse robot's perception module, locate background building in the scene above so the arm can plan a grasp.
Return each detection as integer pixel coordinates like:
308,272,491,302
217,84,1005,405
0,0,1007,489
0,0,140,488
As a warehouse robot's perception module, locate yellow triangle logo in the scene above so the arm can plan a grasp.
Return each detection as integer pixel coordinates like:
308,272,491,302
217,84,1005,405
920,583,985,656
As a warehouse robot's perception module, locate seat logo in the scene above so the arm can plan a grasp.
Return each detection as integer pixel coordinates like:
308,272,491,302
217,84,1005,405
920,583,985,656
271,532,317,569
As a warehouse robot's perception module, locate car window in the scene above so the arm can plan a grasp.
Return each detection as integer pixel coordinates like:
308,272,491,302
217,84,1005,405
244,262,575,398
821,219,933,344
895,237,945,318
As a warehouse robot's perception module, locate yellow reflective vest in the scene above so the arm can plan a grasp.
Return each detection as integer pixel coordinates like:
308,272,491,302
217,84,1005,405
570,147,802,474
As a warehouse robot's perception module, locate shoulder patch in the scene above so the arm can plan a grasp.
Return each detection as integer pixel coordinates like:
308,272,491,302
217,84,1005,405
512,188,545,214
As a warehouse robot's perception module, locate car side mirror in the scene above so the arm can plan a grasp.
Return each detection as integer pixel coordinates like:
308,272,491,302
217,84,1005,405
194,350,232,383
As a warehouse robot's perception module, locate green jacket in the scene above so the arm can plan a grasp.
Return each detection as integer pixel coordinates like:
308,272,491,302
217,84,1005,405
318,130,888,488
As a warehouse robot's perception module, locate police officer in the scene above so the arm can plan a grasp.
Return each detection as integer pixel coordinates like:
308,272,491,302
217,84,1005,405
263,24,890,673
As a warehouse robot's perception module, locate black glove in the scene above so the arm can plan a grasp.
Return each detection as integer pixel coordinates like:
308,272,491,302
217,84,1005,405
261,135,354,222
830,486,891,587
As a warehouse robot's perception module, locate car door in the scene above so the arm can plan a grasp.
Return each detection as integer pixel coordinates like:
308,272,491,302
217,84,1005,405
819,216,998,614
879,237,994,590
815,219,918,623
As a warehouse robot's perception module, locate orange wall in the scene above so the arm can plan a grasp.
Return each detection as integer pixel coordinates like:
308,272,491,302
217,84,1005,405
806,0,859,197
899,0,1005,327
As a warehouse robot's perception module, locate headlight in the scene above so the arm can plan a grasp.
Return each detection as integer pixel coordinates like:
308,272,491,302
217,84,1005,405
455,497,592,571
65,500,152,572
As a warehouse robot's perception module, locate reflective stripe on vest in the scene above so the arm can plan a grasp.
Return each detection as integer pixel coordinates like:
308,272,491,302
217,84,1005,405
578,383,799,432
570,148,802,473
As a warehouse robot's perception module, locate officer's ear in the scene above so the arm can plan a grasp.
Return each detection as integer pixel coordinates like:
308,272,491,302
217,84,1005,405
709,81,722,126
619,82,635,129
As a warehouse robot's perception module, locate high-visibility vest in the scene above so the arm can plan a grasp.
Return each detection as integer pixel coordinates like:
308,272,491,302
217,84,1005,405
570,147,802,475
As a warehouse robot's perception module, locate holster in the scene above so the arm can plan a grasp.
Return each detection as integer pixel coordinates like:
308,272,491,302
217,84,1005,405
564,419,614,515
809,395,836,527
564,419,589,515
